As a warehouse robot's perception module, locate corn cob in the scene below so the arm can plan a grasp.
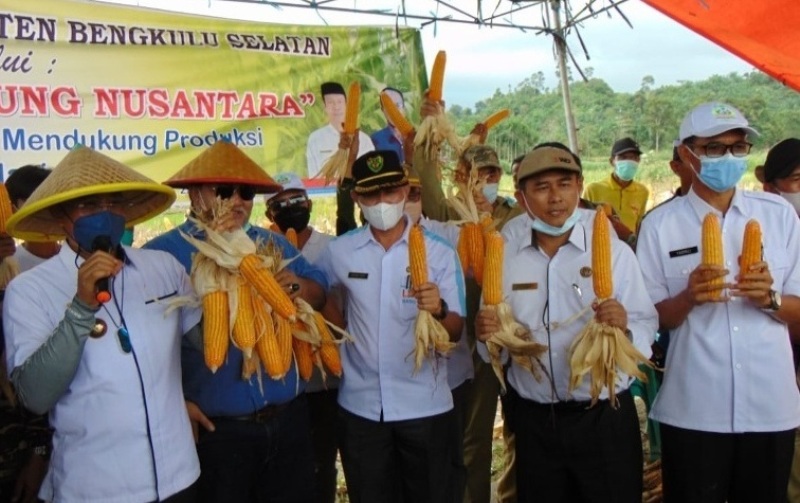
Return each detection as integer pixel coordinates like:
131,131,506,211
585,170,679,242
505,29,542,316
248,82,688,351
409,224,428,289
241,352,259,380
231,280,257,358
739,219,762,278
592,207,613,300
275,314,294,378
456,226,470,275
285,228,298,248
483,232,504,306
701,213,724,300
598,202,613,217
255,309,286,380
428,51,446,101
343,81,361,134
0,184,13,234
293,338,314,381
482,109,510,130
203,290,230,373
380,92,414,137
239,254,297,321
314,312,342,377
465,222,485,286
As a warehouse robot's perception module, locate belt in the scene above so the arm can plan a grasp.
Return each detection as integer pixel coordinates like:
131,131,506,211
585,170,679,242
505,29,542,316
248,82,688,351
216,398,295,424
527,389,631,412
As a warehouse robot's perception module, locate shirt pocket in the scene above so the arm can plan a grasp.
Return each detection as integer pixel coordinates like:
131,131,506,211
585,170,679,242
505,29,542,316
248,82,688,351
664,253,700,298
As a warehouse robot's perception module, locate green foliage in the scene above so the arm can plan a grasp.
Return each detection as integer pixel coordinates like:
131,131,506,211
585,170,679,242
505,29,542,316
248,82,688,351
453,71,800,162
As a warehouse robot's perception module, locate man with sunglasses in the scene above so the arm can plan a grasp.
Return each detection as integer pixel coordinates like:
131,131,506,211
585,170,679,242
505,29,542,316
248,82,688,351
637,102,800,502
316,150,465,503
145,141,328,503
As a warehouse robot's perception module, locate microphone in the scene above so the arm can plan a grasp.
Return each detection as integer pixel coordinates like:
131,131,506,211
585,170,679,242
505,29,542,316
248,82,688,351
91,235,113,304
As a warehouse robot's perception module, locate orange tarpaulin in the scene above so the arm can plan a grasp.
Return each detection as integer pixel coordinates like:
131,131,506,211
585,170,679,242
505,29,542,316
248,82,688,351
642,0,800,92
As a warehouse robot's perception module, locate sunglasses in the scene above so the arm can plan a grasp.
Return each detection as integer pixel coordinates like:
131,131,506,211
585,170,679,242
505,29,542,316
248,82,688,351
269,194,309,211
214,185,256,201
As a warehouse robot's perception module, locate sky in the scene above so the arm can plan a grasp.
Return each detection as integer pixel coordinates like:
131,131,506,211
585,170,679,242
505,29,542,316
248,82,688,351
98,0,755,108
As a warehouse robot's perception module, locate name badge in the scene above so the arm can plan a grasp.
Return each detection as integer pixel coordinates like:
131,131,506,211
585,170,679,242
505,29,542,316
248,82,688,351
348,272,368,279
669,246,698,258
512,282,538,291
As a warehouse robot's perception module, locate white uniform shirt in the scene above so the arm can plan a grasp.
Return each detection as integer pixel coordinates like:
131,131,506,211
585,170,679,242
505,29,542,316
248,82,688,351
13,244,52,273
301,227,333,264
637,188,800,433
481,220,657,403
4,246,202,503
305,124,375,179
420,217,474,389
317,218,466,421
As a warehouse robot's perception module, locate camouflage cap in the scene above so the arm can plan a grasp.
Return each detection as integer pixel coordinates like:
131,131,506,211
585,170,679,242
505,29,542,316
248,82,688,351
460,145,501,171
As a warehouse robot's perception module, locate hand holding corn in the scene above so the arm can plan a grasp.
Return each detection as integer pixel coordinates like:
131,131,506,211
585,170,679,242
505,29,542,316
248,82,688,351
730,260,774,308
593,299,628,332
475,308,500,343
273,268,303,300
412,283,443,316
683,264,730,305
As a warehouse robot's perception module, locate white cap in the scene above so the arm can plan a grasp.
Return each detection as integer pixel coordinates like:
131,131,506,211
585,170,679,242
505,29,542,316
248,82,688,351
678,102,758,141
264,172,306,202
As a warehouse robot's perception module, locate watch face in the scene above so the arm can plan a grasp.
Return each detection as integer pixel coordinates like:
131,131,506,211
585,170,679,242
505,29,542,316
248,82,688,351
773,290,782,309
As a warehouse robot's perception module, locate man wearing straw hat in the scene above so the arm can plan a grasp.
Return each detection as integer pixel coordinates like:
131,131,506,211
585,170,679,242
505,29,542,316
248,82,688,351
2,146,201,502
144,140,328,503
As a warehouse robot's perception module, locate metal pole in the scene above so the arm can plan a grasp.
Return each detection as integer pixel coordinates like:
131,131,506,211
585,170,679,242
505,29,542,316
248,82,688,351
550,0,579,154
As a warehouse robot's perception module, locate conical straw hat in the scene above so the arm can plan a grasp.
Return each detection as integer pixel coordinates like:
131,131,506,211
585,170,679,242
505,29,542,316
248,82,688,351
164,141,280,192
6,146,176,242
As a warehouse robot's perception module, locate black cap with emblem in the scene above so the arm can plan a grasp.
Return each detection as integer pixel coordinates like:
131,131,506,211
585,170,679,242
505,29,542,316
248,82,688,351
352,150,408,194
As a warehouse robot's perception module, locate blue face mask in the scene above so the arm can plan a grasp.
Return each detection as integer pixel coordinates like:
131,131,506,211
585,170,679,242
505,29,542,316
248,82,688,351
72,210,126,252
691,152,748,193
614,160,638,182
482,183,499,203
530,211,581,236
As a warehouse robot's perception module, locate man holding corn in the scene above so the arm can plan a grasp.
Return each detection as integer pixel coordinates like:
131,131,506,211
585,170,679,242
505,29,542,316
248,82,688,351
3,146,201,502
474,146,657,502
637,102,800,502
144,141,328,503
316,150,465,503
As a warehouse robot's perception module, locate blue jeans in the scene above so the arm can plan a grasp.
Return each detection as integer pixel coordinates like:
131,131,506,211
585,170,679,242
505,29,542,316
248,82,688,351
196,395,314,503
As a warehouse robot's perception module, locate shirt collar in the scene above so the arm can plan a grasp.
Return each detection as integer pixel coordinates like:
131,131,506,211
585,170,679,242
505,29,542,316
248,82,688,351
686,186,745,222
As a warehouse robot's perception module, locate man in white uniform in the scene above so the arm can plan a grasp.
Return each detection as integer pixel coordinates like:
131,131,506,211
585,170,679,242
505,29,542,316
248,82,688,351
637,102,800,502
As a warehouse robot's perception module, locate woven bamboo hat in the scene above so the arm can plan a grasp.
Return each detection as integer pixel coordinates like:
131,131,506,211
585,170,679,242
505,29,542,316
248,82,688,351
6,146,176,242
164,140,280,192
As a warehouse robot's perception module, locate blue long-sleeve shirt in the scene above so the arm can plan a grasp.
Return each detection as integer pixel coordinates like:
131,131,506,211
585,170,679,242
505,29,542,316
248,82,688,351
144,221,329,416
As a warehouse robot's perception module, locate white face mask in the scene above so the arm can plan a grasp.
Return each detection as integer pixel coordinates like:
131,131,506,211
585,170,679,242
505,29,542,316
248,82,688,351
359,200,406,231
779,191,800,215
404,200,423,224
482,183,499,203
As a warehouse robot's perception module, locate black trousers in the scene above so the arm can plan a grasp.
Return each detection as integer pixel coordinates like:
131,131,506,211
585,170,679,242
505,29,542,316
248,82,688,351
307,389,339,503
337,407,455,503
449,380,472,503
661,423,795,503
512,387,642,503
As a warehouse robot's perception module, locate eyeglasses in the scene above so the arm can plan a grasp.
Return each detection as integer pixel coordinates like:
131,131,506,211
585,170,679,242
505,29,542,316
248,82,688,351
269,194,309,211
214,185,256,201
407,187,422,202
689,141,752,158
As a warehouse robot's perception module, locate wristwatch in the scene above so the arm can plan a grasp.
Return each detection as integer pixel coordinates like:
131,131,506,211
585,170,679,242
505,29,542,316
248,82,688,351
763,289,782,312
433,299,449,321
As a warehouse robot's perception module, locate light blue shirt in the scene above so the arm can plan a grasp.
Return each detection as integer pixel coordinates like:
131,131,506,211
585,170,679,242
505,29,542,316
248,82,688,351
479,221,657,403
317,217,466,421
637,188,800,433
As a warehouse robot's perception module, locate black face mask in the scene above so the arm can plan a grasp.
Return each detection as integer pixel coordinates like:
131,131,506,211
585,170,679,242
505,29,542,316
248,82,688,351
273,206,311,233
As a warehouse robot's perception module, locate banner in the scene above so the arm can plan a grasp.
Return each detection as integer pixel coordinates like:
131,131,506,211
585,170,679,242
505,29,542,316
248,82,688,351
0,0,427,183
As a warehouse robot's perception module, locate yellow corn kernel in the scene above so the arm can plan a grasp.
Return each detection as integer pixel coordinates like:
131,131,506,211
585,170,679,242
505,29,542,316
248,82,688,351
293,338,314,381
232,281,257,358
598,202,613,217
255,309,286,379
0,184,12,234
457,226,471,275
314,312,342,378
285,228,298,248
702,212,724,299
428,51,446,101
465,223,485,286
483,231,504,306
592,207,613,299
239,254,297,321
740,219,762,279
483,109,510,130
343,81,361,133
479,214,494,234
202,290,230,373
275,314,294,378
380,92,414,136
408,224,428,289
